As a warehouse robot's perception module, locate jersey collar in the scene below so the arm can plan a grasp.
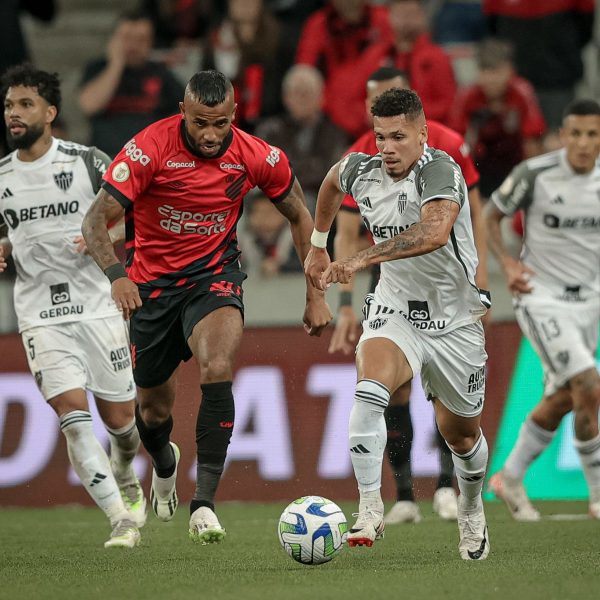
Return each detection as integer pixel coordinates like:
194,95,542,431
13,136,58,169
179,121,234,159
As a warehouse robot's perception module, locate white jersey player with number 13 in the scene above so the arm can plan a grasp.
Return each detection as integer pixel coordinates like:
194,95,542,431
0,65,144,548
485,99,600,521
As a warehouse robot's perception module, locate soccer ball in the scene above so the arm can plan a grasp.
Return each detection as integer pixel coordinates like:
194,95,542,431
278,495,348,565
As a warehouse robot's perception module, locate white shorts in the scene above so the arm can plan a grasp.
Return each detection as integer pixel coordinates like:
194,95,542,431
514,297,600,395
21,316,135,402
358,295,487,417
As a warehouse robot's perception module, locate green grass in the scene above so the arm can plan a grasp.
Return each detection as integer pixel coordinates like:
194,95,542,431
1,501,599,600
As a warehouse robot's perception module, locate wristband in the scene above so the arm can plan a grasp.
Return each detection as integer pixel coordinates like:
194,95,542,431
310,228,329,248
339,291,353,307
104,262,128,283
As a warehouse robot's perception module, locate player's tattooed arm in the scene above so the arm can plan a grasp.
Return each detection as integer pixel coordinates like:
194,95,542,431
82,189,125,271
321,198,459,286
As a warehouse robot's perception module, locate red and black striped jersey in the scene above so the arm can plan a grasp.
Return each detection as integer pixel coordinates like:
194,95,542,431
102,115,294,297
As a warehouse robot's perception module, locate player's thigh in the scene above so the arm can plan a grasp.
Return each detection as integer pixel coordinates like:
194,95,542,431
515,301,597,396
357,307,422,393
421,321,487,419
187,306,244,382
129,295,188,389
21,325,88,405
48,388,90,418
433,397,482,451
77,317,136,404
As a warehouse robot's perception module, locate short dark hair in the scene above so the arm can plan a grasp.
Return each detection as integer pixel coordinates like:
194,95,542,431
371,88,423,119
186,70,234,106
477,38,513,70
563,98,600,120
1,63,61,113
368,67,409,84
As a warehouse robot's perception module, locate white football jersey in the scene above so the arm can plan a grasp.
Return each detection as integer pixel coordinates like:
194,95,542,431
0,138,119,332
339,146,488,336
491,149,600,301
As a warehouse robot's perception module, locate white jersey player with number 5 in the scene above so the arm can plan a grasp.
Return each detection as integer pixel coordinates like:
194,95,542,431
0,65,144,548
485,99,600,521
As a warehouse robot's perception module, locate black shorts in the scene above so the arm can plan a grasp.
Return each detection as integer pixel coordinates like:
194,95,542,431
130,272,245,388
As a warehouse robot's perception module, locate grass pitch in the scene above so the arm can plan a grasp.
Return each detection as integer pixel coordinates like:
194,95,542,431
1,501,598,600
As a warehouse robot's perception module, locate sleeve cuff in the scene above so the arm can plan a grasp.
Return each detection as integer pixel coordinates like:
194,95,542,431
101,181,133,210
269,172,295,204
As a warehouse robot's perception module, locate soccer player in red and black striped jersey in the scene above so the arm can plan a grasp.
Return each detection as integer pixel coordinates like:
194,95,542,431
329,67,489,526
82,70,332,542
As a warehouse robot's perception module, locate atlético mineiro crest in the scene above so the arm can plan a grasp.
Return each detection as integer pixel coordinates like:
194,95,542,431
53,171,73,192
398,192,408,214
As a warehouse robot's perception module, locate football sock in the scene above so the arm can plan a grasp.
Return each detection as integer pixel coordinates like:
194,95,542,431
437,426,455,489
385,404,414,501
135,404,175,478
60,410,129,524
349,379,390,494
504,416,555,481
106,418,139,485
574,433,600,501
450,431,488,511
193,382,234,509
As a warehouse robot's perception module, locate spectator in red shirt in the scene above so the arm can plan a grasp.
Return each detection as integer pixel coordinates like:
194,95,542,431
342,0,456,139
329,66,488,526
448,37,545,198
295,0,393,139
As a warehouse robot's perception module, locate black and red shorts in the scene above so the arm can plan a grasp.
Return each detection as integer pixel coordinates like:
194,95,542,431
129,272,245,388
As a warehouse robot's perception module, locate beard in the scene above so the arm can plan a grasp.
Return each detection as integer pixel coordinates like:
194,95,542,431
6,122,45,151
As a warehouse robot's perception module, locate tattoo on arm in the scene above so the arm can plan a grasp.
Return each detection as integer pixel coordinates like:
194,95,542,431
360,199,459,266
274,179,305,224
82,189,126,271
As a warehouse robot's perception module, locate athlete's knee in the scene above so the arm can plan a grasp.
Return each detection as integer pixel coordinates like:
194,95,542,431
440,426,480,456
99,400,135,430
200,356,234,384
532,390,572,430
48,390,88,419
570,369,600,405
137,399,171,427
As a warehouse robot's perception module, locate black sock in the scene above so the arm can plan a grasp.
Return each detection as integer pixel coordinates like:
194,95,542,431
436,426,454,489
135,404,175,478
193,381,234,508
385,404,414,502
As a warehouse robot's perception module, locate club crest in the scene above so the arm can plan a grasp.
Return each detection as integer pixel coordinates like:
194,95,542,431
53,171,73,192
397,192,408,214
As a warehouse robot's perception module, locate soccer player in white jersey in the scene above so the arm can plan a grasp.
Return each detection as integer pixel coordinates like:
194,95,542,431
0,65,145,548
305,88,491,560
484,99,600,521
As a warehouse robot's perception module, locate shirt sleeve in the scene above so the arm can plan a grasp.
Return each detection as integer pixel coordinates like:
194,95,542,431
249,139,295,203
82,147,111,194
418,155,465,208
490,161,534,216
338,153,371,195
101,127,161,209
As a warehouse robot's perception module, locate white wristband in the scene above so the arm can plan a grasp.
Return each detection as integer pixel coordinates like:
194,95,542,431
310,228,329,248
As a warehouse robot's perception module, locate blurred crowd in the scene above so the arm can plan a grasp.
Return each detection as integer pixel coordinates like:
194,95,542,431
0,0,596,328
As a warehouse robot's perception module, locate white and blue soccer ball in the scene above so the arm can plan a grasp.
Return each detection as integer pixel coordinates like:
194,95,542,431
278,495,348,565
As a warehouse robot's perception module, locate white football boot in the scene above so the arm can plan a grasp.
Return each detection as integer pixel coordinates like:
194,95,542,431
150,442,180,521
104,518,141,549
433,487,458,521
189,506,226,544
348,498,385,547
488,470,541,522
384,501,422,524
457,495,490,561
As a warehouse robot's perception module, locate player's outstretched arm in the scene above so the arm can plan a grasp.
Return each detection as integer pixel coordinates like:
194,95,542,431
483,200,533,294
329,210,362,355
304,161,346,291
82,189,142,319
322,198,459,287
274,178,332,336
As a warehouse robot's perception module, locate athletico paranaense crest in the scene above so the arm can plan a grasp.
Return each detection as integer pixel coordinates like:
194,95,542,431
53,171,73,192
398,192,407,214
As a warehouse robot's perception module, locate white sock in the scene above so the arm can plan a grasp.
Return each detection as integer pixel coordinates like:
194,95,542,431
451,432,488,510
106,419,139,485
349,379,390,495
60,411,129,525
504,416,555,481
574,433,600,503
